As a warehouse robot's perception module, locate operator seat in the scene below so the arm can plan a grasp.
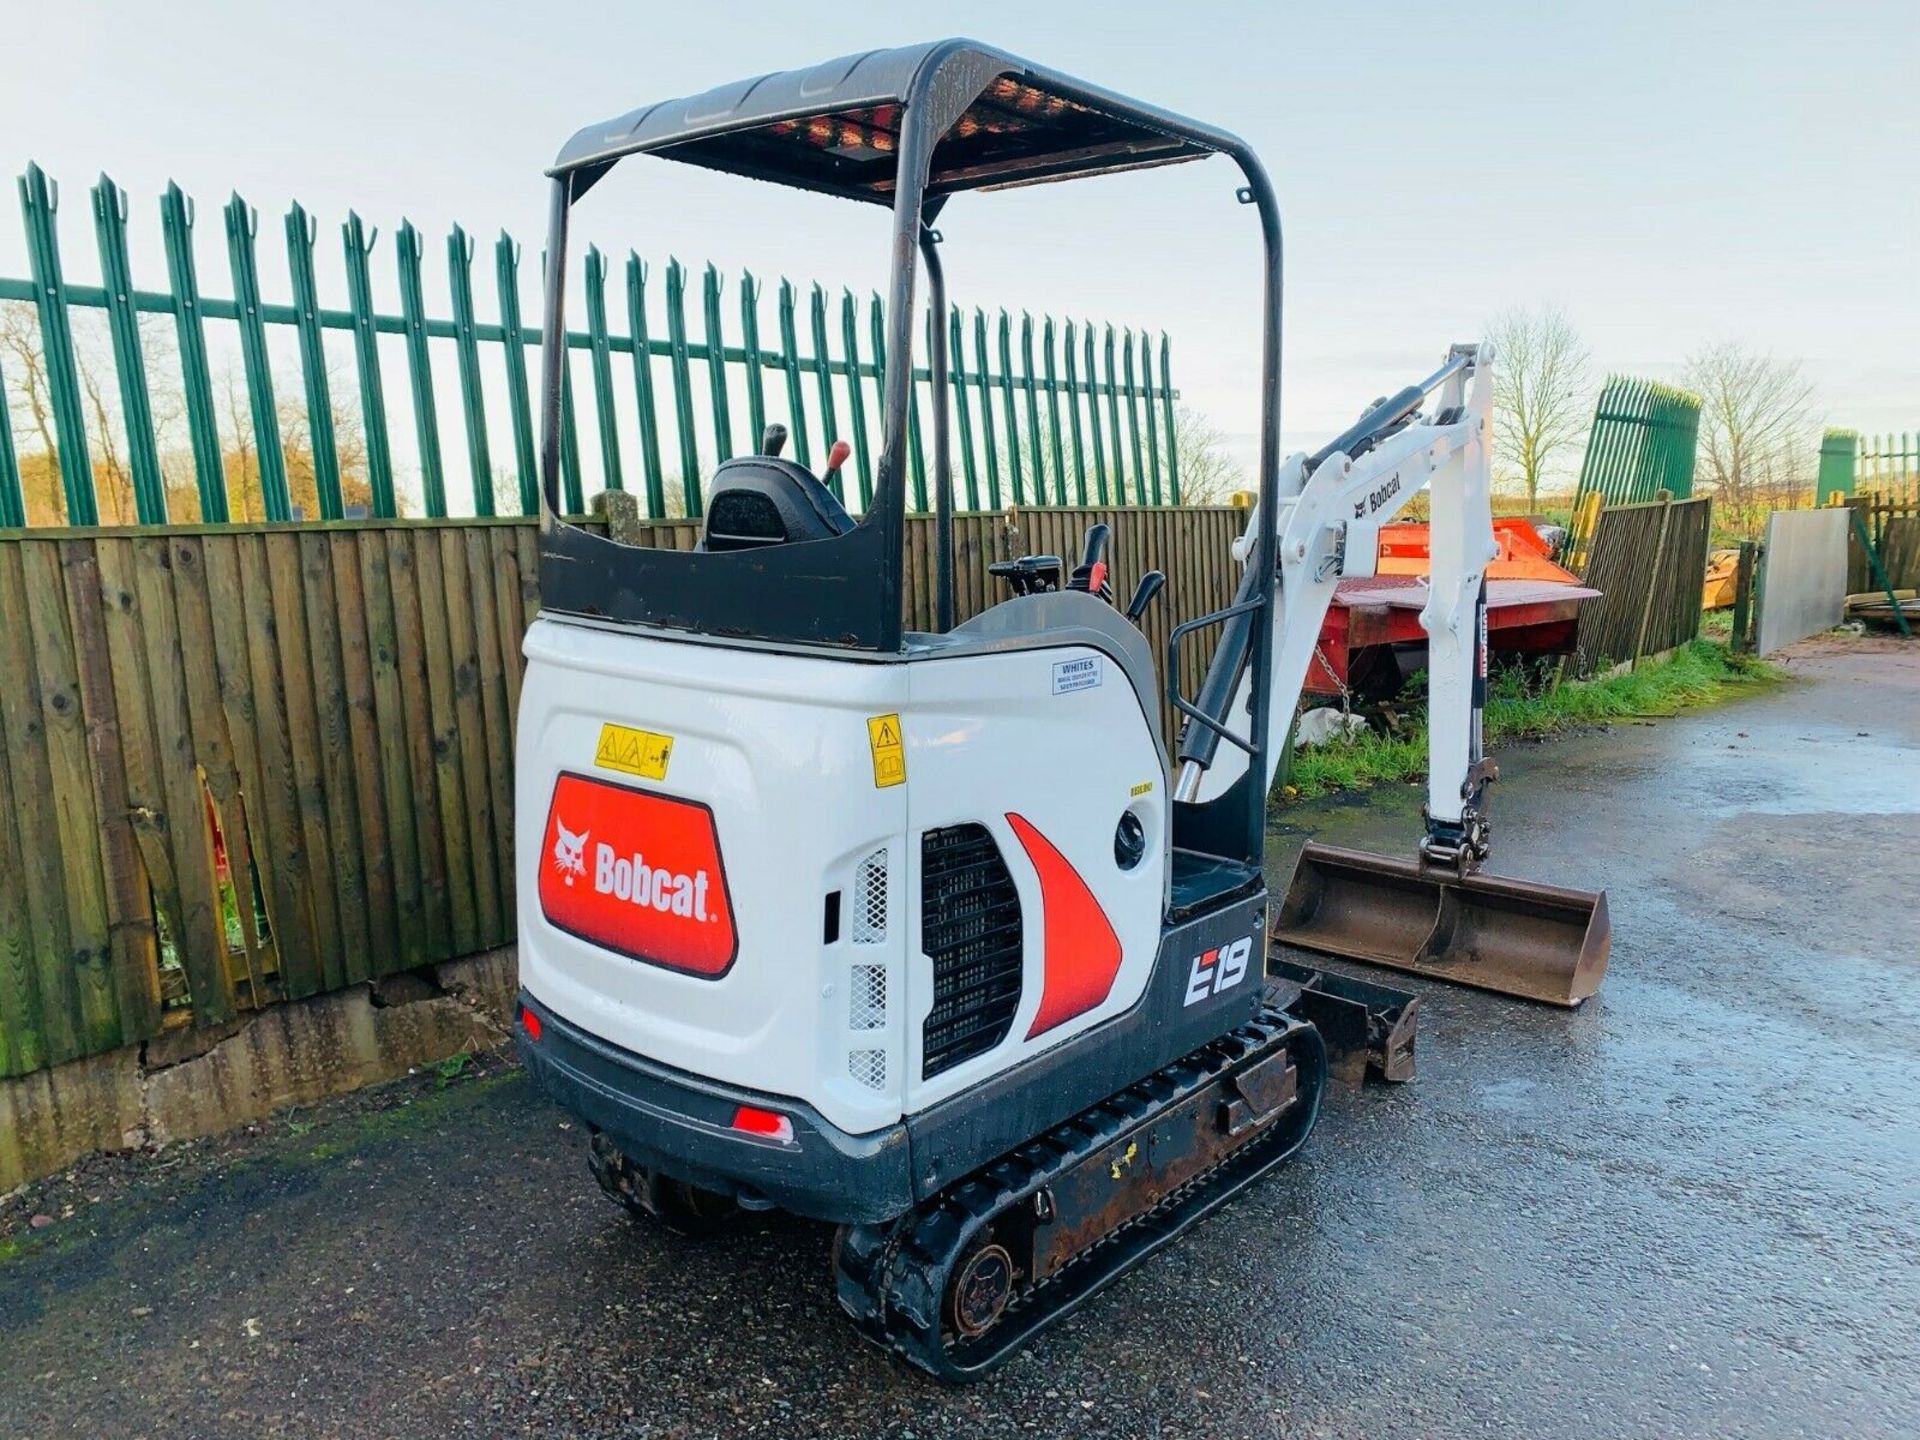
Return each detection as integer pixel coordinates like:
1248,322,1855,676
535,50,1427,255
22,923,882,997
701,456,854,552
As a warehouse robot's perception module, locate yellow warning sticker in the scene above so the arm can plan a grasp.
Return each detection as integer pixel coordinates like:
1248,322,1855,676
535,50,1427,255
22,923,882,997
866,713,906,789
1130,780,1155,798
595,722,673,781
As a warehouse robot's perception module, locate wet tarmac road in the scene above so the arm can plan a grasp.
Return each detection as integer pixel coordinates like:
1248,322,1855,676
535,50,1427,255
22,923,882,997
3,636,1917,1439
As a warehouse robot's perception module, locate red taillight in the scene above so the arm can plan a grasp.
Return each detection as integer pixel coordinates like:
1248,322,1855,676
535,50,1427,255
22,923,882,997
519,1004,543,1043
731,1105,794,1144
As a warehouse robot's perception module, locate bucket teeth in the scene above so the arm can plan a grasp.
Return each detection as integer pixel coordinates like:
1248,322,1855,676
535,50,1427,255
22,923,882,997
1272,842,1611,1007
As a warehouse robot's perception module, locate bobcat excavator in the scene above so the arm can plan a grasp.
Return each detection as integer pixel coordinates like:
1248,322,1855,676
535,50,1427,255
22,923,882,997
513,40,1610,1381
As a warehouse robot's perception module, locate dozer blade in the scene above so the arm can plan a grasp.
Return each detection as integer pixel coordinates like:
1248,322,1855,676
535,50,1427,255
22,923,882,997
1273,842,1610,1007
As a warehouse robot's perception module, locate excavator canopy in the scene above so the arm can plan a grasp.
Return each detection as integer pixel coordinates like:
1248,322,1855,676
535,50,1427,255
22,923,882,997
551,41,1220,202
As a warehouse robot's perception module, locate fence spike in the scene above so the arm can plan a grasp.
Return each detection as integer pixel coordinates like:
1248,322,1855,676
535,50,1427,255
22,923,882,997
840,288,873,506
449,223,496,514
394,218,445,517
1159,333,1178,503
663,257,700,513
343,212,396,517
737,269,767,446
18,163,96,524
583,245,623,497
92,172,167,522
624,252,665,516
1042,316,1068,505
495,231,539,515
159,181,228,521
701,261,732,466
286,199,343,519
225,190,292,521
808,282,841,499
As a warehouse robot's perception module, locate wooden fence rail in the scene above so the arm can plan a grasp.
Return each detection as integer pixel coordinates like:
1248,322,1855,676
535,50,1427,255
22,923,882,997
0,506,1237,1080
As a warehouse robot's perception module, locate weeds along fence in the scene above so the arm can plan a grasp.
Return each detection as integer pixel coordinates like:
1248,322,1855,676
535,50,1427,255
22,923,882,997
1567,495,1713,676
0,163,1184,532
0,505,1237,1081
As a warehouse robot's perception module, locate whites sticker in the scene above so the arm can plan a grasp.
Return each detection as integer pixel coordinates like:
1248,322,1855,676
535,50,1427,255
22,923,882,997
1051,656,1102,695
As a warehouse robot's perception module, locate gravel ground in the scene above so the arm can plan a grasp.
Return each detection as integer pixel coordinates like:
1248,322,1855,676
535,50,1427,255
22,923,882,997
2,633,1916,1439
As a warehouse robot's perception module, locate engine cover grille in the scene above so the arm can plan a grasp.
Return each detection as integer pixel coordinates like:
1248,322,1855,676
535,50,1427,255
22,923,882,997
921,823,1023,1079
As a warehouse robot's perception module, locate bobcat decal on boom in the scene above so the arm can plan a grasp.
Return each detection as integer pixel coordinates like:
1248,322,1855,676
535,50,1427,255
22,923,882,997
553,820,590,886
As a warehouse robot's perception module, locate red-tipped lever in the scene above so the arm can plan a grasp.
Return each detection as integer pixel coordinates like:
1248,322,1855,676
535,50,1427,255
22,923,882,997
824,439,852,489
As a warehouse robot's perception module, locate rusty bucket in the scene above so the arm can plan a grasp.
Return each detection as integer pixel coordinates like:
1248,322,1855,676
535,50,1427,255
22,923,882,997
1273,842,1611,1007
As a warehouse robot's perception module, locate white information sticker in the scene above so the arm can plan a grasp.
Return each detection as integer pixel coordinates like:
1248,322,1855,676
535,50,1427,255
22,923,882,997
1051,656,1102,695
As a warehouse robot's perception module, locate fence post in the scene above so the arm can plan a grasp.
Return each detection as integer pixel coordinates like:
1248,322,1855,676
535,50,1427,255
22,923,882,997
18,164,96,524
1729,540,1756,654
1082,322,1107,504
225,192,292,521
286,201,344,519
1102,324,1126,505
92,174,168,523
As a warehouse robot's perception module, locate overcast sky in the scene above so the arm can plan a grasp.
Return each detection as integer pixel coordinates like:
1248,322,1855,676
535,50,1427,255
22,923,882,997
2,0,1914,496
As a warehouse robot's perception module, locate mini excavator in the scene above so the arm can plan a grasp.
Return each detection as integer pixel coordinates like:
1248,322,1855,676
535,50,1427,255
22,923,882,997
513,40,1611,1380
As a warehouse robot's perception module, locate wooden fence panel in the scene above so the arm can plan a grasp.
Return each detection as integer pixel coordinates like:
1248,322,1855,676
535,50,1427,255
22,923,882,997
1570,496,1713,676
0,507,1239,1080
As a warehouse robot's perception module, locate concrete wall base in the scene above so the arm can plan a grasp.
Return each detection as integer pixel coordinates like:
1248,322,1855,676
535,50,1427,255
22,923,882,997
1,947,518,1195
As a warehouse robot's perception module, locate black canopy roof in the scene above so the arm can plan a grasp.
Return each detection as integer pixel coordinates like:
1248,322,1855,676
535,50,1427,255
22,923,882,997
551,39,1229,202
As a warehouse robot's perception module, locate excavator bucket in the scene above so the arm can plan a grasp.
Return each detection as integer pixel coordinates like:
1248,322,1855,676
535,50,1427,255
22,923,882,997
1273,842,1610,1007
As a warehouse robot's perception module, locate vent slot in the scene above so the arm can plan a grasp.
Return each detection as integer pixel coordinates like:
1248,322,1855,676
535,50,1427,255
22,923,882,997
850,962,886,1031
849,1048,887,1090
853,847,887,944
921,823,1023,1079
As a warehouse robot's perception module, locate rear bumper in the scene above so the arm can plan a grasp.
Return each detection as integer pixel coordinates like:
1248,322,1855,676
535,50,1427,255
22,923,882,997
514,990,914,1225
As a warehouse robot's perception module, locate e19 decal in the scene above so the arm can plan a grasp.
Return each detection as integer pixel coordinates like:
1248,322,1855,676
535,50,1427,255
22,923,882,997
1184,935,1253,1006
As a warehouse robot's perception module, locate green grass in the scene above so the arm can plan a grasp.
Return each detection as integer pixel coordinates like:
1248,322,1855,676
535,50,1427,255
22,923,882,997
1283,640,1779,801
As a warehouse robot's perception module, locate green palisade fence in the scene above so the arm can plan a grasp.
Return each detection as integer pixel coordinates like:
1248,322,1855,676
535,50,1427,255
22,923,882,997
1855,431,1917,494
1572,376,1702,508
0,163,1181,530
1817,428,1858,503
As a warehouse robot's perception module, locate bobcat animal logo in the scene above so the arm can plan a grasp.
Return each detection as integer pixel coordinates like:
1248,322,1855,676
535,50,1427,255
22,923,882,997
553,819,589,886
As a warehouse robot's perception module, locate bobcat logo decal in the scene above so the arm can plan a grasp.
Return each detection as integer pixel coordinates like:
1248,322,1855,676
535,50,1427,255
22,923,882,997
552,819,589,886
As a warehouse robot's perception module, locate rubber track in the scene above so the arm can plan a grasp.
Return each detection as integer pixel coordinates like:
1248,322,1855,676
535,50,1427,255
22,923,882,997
835,997,1329,1381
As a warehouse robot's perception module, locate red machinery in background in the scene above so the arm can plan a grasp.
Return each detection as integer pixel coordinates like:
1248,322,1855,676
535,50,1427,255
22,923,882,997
1308,518,1598,697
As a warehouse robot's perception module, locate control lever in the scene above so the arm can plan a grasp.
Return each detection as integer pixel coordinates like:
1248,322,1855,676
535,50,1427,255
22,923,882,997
1124,570,1166,624
824,439,852,491
1066,523,1112,602
760,422,788,457
988,555,1063,596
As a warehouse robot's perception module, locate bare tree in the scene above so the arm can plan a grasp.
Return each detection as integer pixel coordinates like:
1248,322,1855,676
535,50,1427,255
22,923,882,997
1171,404,1246,504
1484,304,1592,509
1685,342,1818,541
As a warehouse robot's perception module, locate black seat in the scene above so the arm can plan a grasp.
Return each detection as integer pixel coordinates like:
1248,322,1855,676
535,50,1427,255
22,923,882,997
701,457,855,551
